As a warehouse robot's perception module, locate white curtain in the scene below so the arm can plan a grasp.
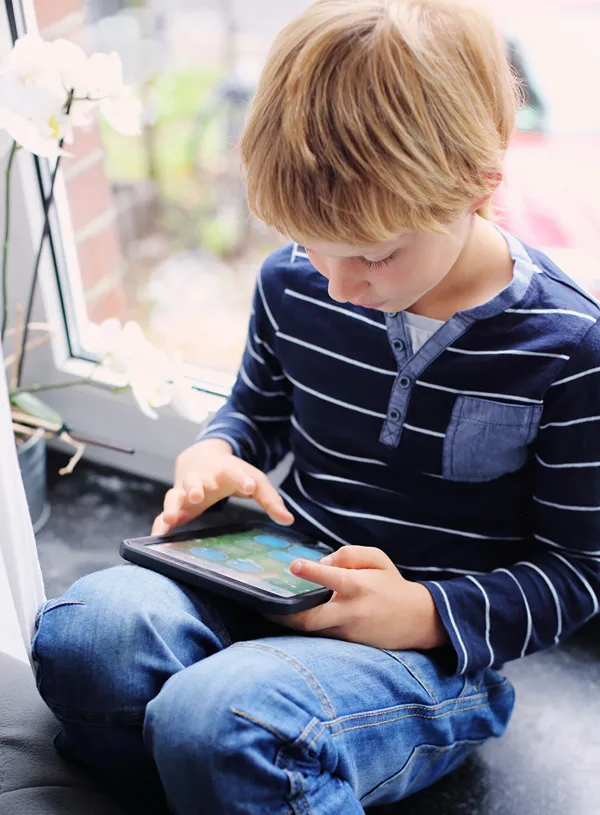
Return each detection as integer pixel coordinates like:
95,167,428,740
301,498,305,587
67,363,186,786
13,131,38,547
0,345,46,664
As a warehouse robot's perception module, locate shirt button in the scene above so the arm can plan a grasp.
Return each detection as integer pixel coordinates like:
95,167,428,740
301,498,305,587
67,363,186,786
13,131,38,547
388,312,399,318
392,339,404,352
390,409,402,421
399,375,411,389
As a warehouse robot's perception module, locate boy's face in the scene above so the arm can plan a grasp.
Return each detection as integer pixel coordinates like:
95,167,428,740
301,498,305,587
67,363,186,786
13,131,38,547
302,211,472,313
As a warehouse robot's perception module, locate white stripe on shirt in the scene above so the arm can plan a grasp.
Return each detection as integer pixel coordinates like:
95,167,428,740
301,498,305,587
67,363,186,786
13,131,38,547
284,289,388,330
253,332,275,358
466,575,494,668
551,366,600,388
541,415,600,430
197,431,242,458
404,423,446,439
549,552,599,615
276,331,397,376
505,308,596,322
536,454,600,469
257,269,278,331
240,365,288,398
305,471,400,495
447,347,569,360
246,339,266,366
291,415,387,466
286,372,387,418
517,561,563,644
430,581,470,675
225,412,266,452
534,534,600,558
202,422,257,457
416,379,543,404
279,486,352,547
495,568,532,657
534,496,600,511
294,470,524,541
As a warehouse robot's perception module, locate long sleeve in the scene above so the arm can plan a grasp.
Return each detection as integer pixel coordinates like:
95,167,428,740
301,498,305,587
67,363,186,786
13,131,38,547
422,320,600,675
195,259,293,473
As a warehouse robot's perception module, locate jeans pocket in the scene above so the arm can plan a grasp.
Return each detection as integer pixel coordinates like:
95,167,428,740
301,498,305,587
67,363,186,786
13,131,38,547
443,396,542,482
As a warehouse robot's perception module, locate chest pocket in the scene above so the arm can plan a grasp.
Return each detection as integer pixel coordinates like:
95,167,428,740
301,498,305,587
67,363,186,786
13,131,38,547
443,395,542,482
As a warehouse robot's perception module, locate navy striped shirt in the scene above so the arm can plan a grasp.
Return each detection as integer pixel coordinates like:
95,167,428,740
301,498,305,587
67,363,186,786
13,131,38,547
197,229,600,675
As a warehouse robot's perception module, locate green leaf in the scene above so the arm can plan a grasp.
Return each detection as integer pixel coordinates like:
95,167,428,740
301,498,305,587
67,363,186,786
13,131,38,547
10,392,63,426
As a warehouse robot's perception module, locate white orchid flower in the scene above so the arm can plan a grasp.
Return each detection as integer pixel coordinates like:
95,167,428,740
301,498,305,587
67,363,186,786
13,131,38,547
47,41,141,134
84,319,184,420
168,353,210,423
0,34,142,147
100,86,143,136
79,51,124,100
0,74,72,158
4,34,56,87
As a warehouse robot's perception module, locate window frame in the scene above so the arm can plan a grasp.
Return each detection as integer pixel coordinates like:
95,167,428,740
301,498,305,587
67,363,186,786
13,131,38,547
2,0,232,483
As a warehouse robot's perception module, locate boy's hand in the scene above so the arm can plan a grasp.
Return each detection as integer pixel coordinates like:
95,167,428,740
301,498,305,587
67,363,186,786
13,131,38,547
266,546,448,651
151,438,294,535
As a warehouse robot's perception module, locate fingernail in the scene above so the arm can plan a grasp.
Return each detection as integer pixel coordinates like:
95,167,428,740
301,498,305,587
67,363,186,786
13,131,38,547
291,560,303,574
320,555,333,565
242,479,255,491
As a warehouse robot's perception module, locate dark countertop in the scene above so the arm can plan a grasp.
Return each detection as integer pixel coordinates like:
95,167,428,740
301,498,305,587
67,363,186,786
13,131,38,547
37,451,600,815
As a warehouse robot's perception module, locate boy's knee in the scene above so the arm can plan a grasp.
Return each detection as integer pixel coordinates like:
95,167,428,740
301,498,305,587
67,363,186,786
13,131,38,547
33,565,192,715
145,642,319,767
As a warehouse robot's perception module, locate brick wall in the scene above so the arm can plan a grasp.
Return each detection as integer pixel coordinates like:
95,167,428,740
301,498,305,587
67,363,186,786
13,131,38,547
35,0,128,325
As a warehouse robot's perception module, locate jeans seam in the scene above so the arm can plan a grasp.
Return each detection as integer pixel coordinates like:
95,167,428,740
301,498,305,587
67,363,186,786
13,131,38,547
303,684,511,750
231,642,337,718
326,681,510,727
405,743,454,797
299,792,313,815
275,742,311,815
231,707,290,742
331,699,497,738
360,736,485,804
382,652,438,703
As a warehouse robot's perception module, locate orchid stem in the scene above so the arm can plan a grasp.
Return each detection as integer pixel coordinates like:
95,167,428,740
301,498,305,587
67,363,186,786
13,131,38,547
16,89,74,388
1,141,18,344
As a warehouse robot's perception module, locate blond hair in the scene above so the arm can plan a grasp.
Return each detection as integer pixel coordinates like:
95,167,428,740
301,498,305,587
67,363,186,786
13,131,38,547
239,0,521,245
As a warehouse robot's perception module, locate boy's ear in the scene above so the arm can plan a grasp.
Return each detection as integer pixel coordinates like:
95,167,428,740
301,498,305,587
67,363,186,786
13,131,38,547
469,171,504,214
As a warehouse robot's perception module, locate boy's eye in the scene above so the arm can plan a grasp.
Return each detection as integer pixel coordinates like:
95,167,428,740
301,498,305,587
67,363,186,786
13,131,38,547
363,251,397,269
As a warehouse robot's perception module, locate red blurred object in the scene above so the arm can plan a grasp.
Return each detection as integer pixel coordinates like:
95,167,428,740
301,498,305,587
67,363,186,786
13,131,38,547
488,1,600,297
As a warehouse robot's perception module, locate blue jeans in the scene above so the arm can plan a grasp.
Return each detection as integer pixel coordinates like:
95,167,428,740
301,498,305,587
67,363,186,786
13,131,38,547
32,565,515,815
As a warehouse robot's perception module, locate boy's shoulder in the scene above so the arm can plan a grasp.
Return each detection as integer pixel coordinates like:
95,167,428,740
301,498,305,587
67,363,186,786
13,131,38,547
520,241,600,321
258,242,326,299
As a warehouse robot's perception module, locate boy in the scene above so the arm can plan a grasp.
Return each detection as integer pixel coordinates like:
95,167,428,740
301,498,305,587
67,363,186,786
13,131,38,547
33,1,600,813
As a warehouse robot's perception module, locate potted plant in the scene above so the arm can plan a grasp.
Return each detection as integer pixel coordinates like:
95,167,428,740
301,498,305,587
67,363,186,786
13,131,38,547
1,34,206,531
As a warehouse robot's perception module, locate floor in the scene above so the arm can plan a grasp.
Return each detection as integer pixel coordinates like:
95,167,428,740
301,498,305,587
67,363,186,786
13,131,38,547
37,451,600,815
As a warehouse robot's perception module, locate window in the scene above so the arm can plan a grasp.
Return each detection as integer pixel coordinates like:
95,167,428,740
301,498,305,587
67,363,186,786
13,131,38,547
31,0,313,389
3,0,600,481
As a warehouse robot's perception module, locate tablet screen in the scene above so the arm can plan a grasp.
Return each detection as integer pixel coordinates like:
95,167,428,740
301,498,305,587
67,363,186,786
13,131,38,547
149,528,334,598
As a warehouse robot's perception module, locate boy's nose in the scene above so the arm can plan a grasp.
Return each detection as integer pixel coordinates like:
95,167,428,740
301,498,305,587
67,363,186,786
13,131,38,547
326,265,367,304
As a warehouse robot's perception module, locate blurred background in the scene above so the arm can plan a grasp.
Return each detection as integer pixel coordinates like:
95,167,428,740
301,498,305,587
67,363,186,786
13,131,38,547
34,0,600,388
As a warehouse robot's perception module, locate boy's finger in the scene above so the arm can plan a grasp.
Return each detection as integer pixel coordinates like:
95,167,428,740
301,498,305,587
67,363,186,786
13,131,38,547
290,559,357,595
181,473,205,504
221,464,256,495
163,487,186,524
151,513,171,536
251,475,294,525
267,601,343,633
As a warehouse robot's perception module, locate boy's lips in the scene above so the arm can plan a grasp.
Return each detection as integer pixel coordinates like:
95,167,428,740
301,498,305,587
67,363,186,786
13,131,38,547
351,299,389,310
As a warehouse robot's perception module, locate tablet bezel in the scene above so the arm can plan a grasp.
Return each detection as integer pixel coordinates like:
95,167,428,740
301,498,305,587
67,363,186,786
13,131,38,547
120,522,335,614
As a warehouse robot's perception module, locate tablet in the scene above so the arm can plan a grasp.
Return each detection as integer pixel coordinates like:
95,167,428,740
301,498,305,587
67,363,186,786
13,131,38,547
120,523,336,614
